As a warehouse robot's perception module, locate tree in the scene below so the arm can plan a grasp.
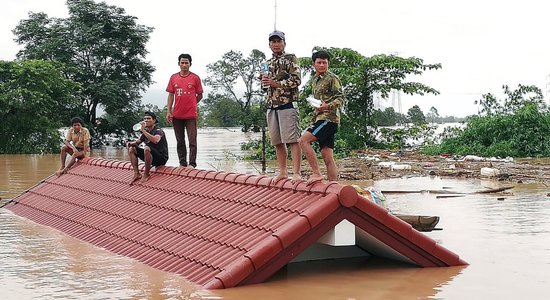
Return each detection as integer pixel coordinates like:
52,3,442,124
13,0,155,132
424,84,550,157
204,50,267,132
475,84,545,116
0,60,81,153
407,105,427,125
200,94,243,127
426,106,439,124
373,107,398,126
299,48,441,149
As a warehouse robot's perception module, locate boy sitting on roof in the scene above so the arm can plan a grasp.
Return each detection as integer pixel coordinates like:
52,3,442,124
56,117,90,176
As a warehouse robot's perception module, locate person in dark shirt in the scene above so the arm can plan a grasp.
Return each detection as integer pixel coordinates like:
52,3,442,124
126,111,169,184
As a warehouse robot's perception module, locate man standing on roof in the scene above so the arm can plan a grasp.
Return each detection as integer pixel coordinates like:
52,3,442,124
166,53,204,169
56,117,90,176
127,111,169,184
299,50,344,184
262,30,302,183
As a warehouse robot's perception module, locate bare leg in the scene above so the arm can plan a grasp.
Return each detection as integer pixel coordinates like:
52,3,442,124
299,132,324,185
141,146,152,182
289,142,302,181
64,151,84,173
128,146,141,184
321,147,338,182
56,145,70,176
272,143,289,183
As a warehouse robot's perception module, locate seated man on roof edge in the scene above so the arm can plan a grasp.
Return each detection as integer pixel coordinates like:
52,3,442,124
56,116,91,177
126,111,169,184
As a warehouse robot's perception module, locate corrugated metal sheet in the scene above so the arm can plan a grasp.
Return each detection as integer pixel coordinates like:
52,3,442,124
4,157,466,288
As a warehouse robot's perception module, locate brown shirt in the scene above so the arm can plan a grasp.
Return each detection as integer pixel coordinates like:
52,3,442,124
65,127,91,149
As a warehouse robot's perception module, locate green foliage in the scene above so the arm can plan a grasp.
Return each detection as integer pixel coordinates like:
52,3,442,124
374,123,436,150
424,85,550,157
204,49,267,132
241,132,276,160
373,107,403,126
13,0,154,130
475,84,546,116
200,94,243,127
407,105,427,125
95,103,165,147
0,60,81,153
299,47,441,148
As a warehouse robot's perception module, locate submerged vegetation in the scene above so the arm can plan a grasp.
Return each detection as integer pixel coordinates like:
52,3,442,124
423,85,550,158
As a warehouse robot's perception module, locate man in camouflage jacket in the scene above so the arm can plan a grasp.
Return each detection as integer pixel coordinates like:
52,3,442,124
261,30,302,183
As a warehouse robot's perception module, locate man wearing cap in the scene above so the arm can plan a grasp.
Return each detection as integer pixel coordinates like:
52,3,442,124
262,30,302,183
126,111,169,183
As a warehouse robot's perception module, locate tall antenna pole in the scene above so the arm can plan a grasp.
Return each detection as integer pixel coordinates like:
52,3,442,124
274,0,278,30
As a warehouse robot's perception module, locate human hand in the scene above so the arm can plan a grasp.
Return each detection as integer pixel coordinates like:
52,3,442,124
166,112,173,124
261,75,272,88
316,101,328,113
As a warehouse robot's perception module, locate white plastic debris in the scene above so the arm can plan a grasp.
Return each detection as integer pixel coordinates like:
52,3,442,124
378,161,395,168
480,167,500,177
463,155,485,162
391,164,411,170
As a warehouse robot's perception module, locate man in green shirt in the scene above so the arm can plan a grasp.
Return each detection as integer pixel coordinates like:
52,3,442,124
299,50,344,184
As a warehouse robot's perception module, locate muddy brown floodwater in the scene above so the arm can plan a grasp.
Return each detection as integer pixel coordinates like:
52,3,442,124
1,128,550,300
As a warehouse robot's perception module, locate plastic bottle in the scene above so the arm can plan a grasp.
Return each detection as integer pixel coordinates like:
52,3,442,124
260,62,269,90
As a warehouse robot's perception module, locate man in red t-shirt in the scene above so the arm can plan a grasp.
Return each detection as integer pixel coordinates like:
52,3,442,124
166,53,203,168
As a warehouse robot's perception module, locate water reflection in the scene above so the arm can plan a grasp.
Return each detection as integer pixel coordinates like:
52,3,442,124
0,210,208,300
214,258,465,300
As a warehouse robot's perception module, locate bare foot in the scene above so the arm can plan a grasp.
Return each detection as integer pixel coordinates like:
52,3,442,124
129,173,142,184
306,175,324,185
55,168,66,177
271,174,288,184
140,173,150,183
291,174,303,183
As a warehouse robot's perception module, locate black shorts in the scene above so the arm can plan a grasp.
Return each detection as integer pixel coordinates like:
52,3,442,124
307,120,338,149
136,146,168,167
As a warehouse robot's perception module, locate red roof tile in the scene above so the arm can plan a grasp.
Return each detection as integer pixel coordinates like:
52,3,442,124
4,157,466,289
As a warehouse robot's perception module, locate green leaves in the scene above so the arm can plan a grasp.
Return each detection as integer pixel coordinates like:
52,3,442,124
0,60,81,153
299,47,441,149
13,0,154,130
203,49,267,132
427,99,550,157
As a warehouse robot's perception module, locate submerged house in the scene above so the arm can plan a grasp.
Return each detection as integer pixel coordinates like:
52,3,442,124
4,157,466,289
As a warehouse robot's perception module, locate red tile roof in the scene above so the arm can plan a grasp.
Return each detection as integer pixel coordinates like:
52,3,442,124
4,157,466,288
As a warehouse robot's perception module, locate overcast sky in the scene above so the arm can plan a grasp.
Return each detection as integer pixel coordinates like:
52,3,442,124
3,0,550,117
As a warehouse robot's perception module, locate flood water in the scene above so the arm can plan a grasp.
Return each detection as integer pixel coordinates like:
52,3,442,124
1,128,550,299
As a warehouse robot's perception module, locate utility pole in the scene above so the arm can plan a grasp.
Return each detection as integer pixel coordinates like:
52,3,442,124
274,0,278,30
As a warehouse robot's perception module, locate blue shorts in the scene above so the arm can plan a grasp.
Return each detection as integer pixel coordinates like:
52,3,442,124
307,120,338,149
